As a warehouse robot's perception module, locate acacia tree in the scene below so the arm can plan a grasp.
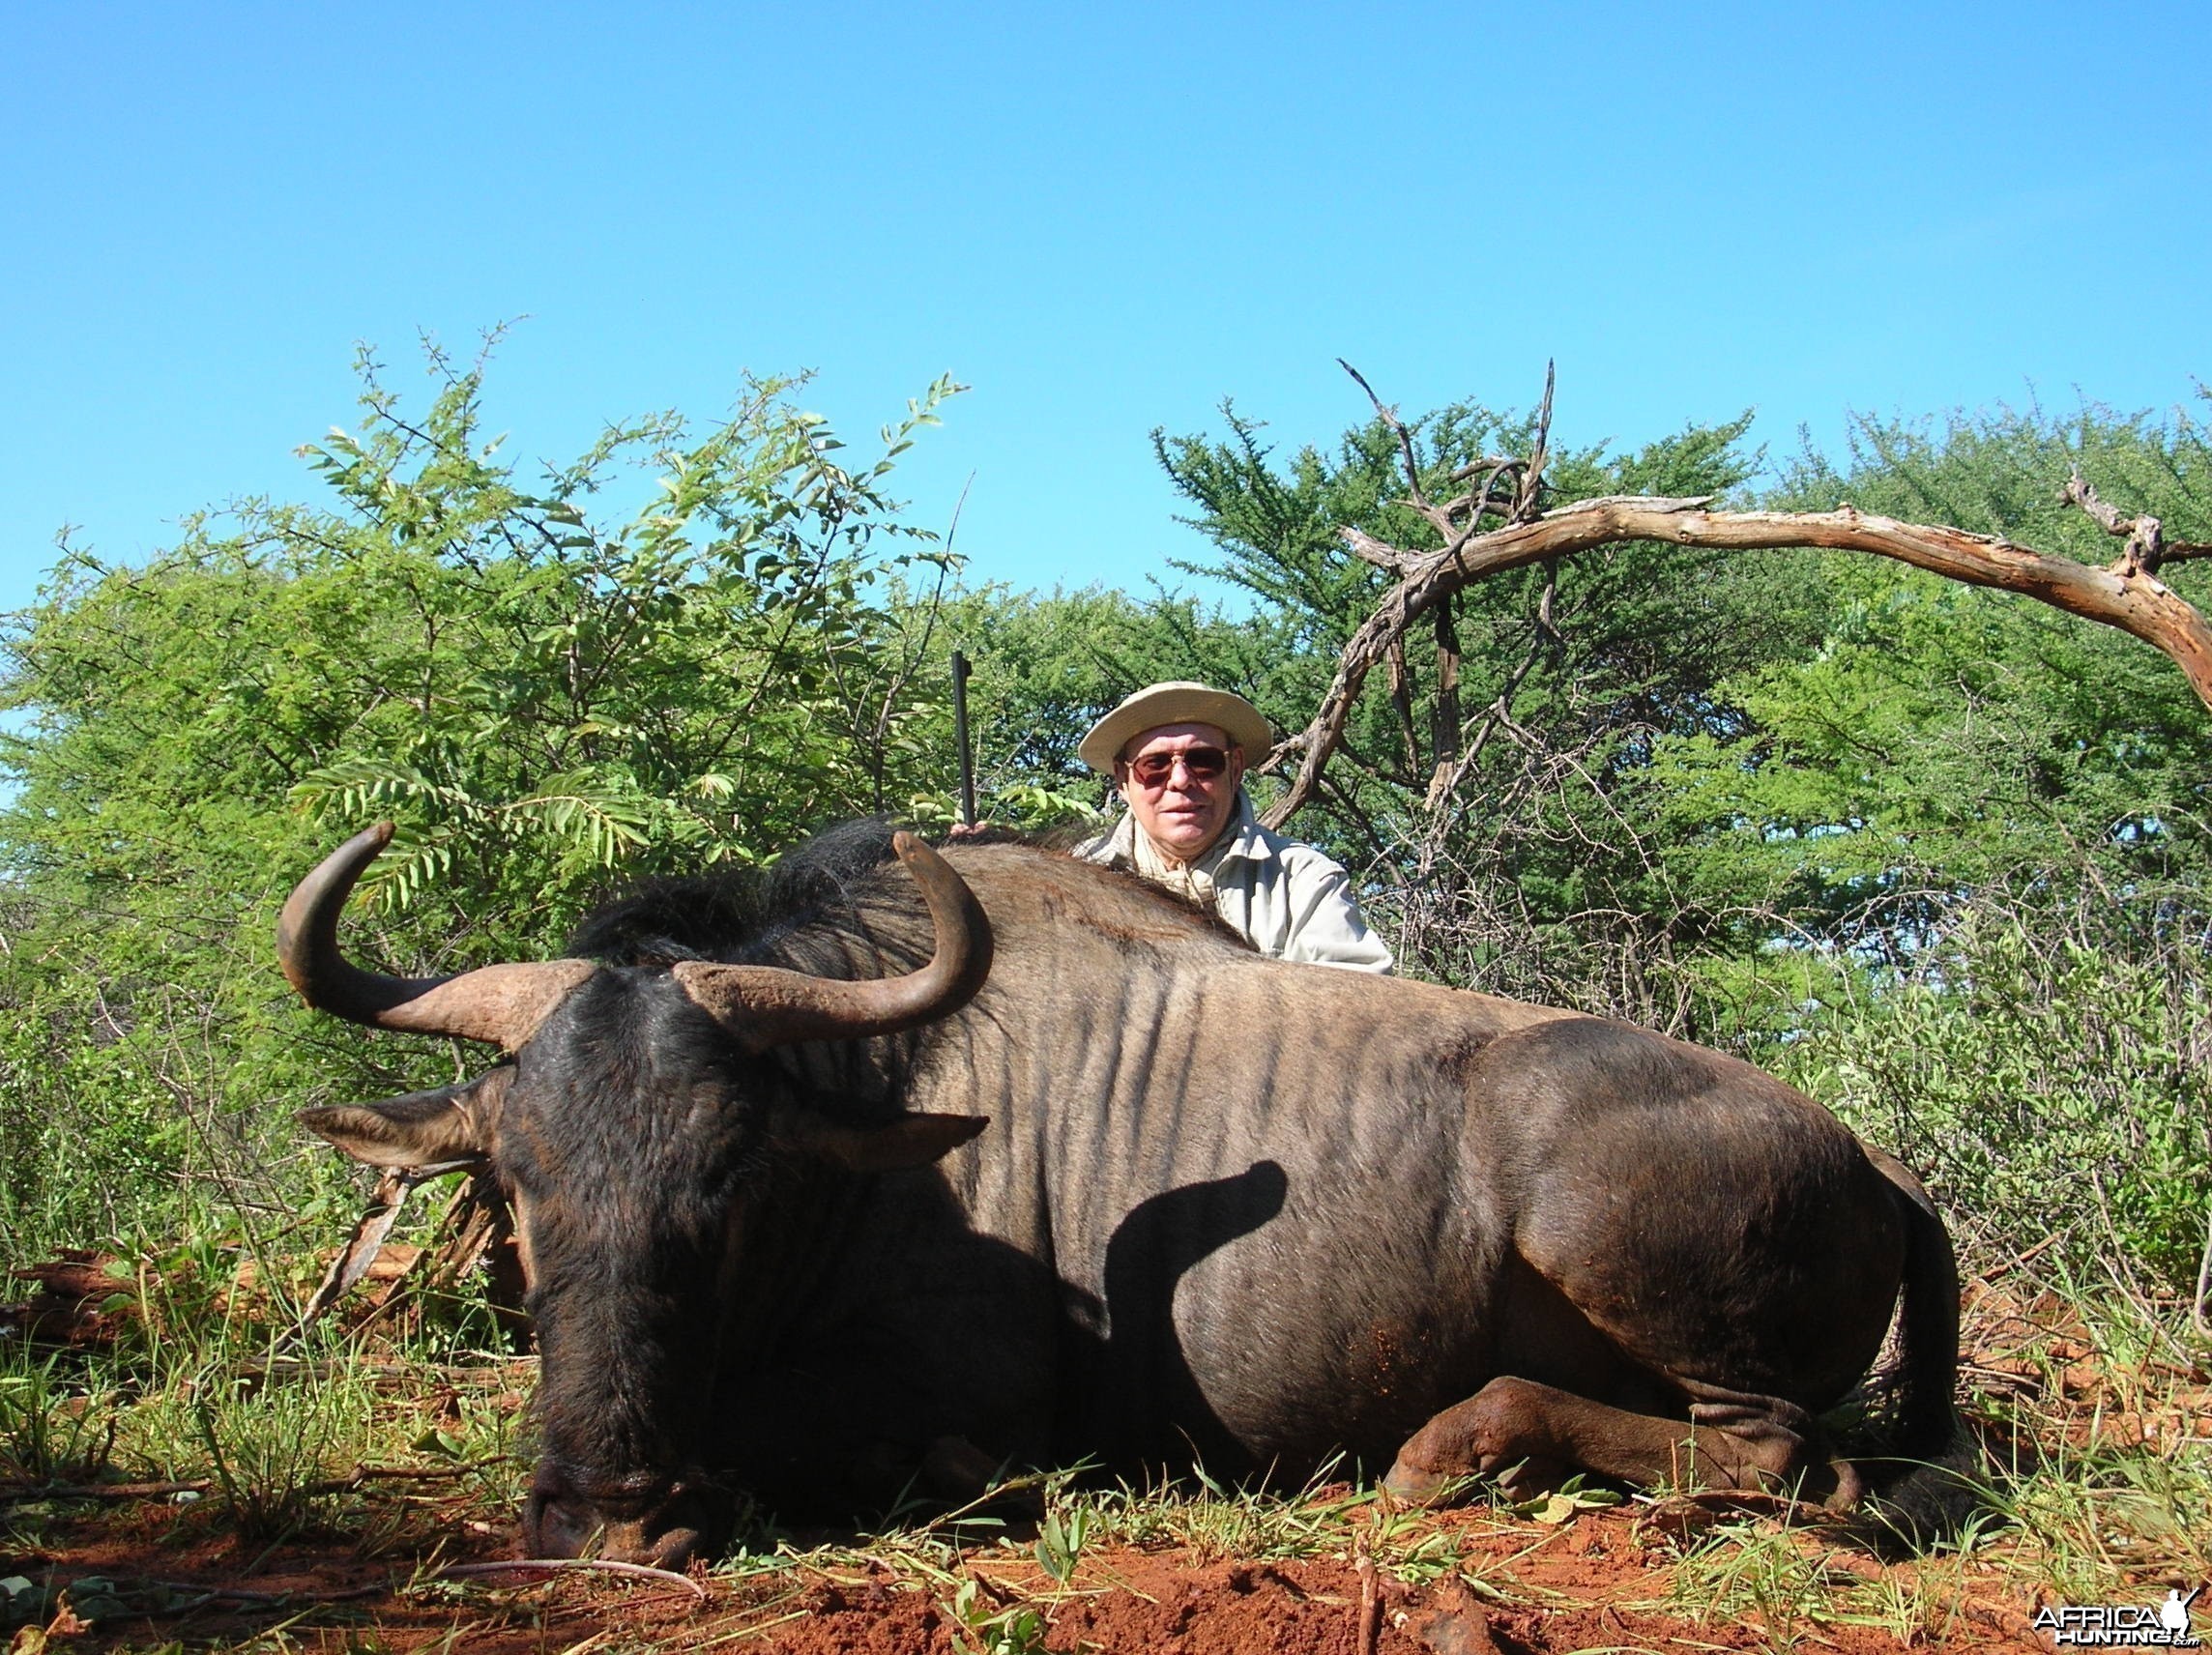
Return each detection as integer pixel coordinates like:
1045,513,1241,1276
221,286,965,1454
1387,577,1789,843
1155,383,1832,1027
1158,370,2211,1299
1159,371,2212,998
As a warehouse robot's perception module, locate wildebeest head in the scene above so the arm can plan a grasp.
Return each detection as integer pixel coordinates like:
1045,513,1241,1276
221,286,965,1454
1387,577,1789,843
278,824,993,1568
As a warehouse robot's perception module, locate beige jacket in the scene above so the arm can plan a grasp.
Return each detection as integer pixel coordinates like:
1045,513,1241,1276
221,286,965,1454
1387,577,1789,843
1073,794,1394,973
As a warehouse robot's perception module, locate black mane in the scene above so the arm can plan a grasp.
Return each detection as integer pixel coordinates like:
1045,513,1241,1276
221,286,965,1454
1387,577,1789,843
564,819,1087,969
565,818,909,966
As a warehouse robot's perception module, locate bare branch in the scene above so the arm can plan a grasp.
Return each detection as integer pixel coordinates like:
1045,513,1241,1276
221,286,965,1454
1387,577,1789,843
1264,493,2212,830
438,1558,707,1600
1343,527,1414,573
1444,454,1528,485
2064,471,2171,577
1427,593,1462,806
1513,361,1556,523
1437,459,1527,533
1255,726,1310,776
2065,471,2133,537
1558,493,1715,515
1339,358,1428,508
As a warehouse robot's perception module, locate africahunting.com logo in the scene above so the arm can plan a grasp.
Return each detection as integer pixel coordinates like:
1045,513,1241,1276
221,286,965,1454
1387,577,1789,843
2035,1586,2200,1647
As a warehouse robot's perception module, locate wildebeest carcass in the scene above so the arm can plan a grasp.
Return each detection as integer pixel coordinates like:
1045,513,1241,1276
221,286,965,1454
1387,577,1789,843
279,820,1967,1566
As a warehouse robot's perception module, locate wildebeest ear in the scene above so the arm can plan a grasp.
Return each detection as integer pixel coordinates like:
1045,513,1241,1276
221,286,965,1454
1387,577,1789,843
297,1069,509,1169
800,1112,991,1173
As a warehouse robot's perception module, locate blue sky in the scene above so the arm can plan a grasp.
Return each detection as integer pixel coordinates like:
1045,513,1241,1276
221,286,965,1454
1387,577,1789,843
4,2,2207,614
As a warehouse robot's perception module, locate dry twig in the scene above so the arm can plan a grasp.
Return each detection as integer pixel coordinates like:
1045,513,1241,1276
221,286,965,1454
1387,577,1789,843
436,1558,707,1601
1351,1517,1381,1655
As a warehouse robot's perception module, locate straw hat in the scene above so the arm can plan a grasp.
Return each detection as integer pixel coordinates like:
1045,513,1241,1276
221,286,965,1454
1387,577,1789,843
1077,682,1274,775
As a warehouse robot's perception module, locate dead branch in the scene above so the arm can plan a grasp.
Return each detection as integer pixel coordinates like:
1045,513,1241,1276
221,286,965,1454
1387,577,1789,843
1337,360,1553,547
2064,471,2212,573
1422,606,1551,815
296,1161,529,1350
2066,472,2169,577
1351,1518,1381,1655
1344,534,1409,573
1338,358,1429,512
1428,593,1463,806
1264,490,2212,829
297,1168,422,1327
1514,361,1556,522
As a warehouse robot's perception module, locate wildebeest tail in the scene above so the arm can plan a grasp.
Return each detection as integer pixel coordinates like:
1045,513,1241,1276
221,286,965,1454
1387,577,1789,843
1851,1152,1982,1552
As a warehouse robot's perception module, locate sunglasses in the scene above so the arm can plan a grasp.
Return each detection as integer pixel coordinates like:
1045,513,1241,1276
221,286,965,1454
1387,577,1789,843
1124,745,1233,787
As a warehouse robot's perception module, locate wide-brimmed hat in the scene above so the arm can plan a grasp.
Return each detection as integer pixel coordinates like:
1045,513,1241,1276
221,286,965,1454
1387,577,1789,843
1077,682,1275,775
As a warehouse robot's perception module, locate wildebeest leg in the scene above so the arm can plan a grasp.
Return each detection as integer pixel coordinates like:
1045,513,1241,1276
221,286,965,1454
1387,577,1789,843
1383,1377,1863,1508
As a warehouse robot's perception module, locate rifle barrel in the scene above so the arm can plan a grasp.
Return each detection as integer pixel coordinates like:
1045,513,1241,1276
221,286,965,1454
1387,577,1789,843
950,651,976,828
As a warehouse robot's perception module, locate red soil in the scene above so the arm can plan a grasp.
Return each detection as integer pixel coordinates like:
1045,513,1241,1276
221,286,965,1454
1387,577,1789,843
2,1496,2052,1653
2,1255,2176,1653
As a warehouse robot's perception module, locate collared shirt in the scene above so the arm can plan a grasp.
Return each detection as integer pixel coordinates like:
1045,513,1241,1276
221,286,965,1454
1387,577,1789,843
1073,793,1394,973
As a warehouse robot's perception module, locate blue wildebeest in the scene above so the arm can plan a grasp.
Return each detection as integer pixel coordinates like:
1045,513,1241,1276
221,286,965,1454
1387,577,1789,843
280,821,1966,1567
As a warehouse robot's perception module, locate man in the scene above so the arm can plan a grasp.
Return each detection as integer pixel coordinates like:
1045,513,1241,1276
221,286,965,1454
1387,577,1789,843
1071,682,1392,973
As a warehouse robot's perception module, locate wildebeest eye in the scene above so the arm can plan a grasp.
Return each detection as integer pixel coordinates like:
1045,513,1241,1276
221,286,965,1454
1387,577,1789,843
630,938,704,967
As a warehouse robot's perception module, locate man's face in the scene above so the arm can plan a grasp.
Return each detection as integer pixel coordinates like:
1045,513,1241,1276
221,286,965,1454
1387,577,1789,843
1115,722,1246,860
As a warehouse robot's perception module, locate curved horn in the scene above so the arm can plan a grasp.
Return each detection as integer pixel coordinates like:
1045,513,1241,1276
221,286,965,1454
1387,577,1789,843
672,831,993,1052
277,823,596,1049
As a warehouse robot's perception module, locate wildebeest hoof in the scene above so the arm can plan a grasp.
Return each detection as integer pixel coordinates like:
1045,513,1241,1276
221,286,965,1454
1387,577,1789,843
921,1436,1039,1517
1489,1454,1571,1500
921,1434,1002,1500
1382,1458,1454,1506
1811,1457,1867,1512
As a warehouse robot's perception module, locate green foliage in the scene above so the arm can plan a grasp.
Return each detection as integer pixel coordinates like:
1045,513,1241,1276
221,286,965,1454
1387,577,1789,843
1154,393,1836,1035
0,337,963,1264
1777,884,2211,1292
919,587,1162,825
1659,396,2212,935
1985,1426,2212,1608
903,579,1319,833
0,1350,118,1486
1033,1500,1093,1583
1661,398,2212,1293
188,1359,376,1538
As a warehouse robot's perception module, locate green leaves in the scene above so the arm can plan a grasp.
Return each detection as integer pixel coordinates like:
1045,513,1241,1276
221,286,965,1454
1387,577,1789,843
290,761,661,909
1033,1502,1093,1583
1154,391,1785,1009
1666,399,2212,922
947,1577,1057,1655
0,340,966,1263
1780,895,2211,1294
